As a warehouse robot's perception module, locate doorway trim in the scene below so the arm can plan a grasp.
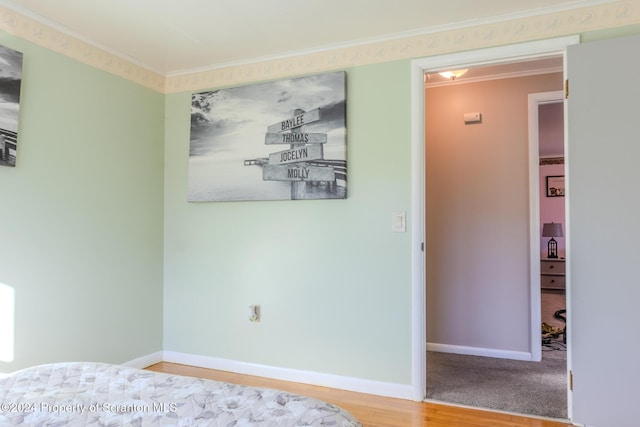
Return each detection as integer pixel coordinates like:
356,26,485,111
528,90,564,362
410,35,579,403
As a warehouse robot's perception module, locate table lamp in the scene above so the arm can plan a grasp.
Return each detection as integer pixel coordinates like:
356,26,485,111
542,222,563,259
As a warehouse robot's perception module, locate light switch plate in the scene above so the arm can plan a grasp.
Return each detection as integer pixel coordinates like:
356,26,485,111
392,212,406,232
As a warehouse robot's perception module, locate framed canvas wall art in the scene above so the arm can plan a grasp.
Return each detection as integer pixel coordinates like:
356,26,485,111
0,45,23,168
188,71,347,202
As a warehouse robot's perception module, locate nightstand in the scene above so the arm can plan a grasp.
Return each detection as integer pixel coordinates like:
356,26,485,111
541,258,565,291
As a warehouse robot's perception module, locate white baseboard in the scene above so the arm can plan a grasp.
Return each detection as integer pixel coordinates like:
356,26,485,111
162,350,414,400
122,351,164,369
427,343,533,361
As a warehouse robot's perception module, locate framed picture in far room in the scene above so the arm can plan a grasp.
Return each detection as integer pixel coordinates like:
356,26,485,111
546,175,565,197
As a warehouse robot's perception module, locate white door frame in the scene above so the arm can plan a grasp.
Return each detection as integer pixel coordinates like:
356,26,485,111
410,35,579,404
527,90,564,362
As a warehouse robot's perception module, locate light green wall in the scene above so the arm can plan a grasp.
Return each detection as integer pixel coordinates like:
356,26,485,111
0,34,164,372
163,60,414,384
581,23,640,42
163,22,640,391
2,13,637,389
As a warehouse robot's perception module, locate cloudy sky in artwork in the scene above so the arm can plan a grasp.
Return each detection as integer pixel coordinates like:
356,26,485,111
189,71,346,161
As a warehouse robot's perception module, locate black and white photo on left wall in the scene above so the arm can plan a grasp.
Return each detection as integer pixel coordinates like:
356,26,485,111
0,44,23,168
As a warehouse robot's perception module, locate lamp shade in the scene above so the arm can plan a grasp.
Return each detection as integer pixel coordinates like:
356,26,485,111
542,222,563,237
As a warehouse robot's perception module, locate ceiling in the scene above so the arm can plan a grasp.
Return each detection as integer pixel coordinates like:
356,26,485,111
0,0,611,76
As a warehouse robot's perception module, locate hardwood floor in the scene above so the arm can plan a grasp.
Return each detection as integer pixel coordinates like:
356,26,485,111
146,362,572,427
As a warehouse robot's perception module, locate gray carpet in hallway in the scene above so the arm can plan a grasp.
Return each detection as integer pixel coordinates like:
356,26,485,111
426,348,567,419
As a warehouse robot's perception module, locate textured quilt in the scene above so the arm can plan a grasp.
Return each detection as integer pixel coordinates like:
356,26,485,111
0,362,362,426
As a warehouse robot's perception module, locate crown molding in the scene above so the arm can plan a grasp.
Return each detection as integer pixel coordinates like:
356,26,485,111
540,157,565,165
0,1,638,94
165,0,639,93
0,4,165,92
162,0,613,79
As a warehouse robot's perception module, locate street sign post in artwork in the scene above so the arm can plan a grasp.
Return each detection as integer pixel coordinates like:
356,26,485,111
268,144,323,165
263,164,336,181
266,108,320,133
264,132,327,145
261,108,335,199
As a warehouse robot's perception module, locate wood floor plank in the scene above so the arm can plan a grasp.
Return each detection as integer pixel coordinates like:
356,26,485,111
146,362,572,427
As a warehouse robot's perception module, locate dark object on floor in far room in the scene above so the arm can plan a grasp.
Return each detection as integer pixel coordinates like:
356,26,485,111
554,309,566,343
542,320,566,352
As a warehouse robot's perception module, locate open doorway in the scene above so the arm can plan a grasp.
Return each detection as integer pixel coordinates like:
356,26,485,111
422,59,568,418
536,96,567,361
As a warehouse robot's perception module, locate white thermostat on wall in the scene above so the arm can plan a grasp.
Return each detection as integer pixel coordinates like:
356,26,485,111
464,112,482,124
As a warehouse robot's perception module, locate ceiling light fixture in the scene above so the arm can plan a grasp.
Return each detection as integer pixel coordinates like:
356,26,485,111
438,69,468,80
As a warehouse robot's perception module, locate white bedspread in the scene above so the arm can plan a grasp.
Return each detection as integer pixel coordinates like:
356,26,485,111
0,362,362,426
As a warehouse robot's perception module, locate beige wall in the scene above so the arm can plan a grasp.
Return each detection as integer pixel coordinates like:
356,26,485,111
425,73,562,354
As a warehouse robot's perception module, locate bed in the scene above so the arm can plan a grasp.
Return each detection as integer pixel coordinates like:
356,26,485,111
0,362,362,426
